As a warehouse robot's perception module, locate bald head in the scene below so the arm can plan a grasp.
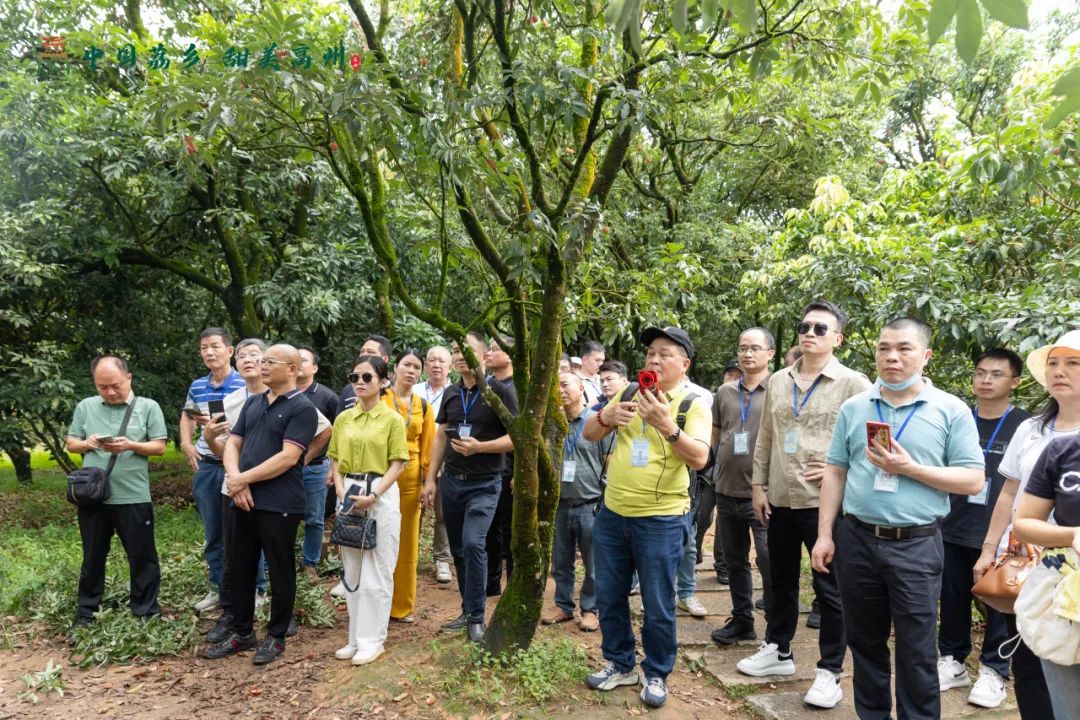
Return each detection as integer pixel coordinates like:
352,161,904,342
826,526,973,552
261,343,301,391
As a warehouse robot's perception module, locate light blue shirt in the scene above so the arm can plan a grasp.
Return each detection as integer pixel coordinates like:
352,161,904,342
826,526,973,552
826,378,984,527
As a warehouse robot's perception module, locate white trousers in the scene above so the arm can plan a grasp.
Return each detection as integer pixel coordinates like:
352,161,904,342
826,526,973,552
341,482,401,653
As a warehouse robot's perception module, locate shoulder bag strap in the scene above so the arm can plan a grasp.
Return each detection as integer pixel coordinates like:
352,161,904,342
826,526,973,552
104,395,138,479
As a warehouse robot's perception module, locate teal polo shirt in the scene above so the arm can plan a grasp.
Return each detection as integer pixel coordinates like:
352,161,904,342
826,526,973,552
68,393,168,505
826,378,984,527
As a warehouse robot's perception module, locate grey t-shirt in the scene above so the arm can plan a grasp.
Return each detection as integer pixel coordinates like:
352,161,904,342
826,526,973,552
561,408,605,503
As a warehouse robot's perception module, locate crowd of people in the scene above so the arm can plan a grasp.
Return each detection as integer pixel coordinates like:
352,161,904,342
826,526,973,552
63,305,1080,718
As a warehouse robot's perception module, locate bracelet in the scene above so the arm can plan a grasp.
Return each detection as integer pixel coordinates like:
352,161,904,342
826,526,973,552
595,410,611,429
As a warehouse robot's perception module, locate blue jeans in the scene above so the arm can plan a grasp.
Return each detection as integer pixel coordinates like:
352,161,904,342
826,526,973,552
676,519,697,599
552,501,598,614
440,472,501,622
1040,658,1080,720
593,505,690,681
192,460,224,587
301,460,329,567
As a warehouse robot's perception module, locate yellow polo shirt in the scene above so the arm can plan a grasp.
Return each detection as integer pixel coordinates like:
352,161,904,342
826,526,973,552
328,400,409,475
605,385,711,517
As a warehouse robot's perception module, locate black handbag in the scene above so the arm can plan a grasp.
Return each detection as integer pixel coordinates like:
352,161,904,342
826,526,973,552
331,476,379,593
66,397,137,507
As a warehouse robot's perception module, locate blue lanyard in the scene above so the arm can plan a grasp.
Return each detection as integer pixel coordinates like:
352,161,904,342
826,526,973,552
392,391,411,421
973,406,1012,460
792,376,823,419
564,412,587,458
738,385,752,429
460,386,480,422
875,400,921,441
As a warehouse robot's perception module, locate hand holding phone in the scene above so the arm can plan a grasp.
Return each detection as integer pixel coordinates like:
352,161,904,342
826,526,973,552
208,399,226,420
866,421,892,452
97,435,116,445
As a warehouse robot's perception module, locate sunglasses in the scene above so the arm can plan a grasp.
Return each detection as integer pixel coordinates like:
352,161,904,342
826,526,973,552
348,372,375,384
798,322,830,337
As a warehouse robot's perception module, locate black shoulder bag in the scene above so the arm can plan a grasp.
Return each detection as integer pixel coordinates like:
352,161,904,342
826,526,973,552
331,475,378,592
66,397,138,507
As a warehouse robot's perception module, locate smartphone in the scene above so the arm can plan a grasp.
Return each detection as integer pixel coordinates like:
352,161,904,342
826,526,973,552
181,407,203,417
338,492,360,514
866,421,892,451
97,435,116,444
208,399,226,419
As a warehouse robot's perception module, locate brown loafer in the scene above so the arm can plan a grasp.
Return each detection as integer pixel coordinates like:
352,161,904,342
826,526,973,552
541,608,574,625
579,611,599,632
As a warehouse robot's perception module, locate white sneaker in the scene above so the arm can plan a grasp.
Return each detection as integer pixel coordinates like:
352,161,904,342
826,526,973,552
967,665,1006,708
677,595,708,618
938,655,970,691
435,561,452,583
330,580,346,598
194,591,220,613
804,668,843,708
335,644,358,660
737,642,796,677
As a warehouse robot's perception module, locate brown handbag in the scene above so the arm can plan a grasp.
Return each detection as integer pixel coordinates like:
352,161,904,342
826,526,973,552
972,532,1039,614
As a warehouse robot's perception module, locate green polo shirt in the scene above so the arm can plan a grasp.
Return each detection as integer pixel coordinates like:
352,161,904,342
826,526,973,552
67,393,168,505
328,401,410,476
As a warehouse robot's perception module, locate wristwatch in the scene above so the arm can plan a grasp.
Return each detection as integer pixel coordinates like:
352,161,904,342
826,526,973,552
666,428,681,443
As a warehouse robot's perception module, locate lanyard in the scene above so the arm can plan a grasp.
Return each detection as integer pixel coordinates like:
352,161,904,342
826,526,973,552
792,376,823,419
392,391,411,421
875,400,921,441
460,386,480,422
564,413,587,458
738,385,752,429
973,406,1012,460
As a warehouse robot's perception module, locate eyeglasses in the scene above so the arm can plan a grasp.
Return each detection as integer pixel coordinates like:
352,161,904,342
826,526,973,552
259,358,291,366
798,322,830,337
348,372,375,384
974,370,1014,380
236,353,262,362
738,346,767,355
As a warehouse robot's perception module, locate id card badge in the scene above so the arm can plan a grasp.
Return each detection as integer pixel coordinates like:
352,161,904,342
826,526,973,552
562,459,577,482
733,431,750,455
631,438,650,467
457,423,472,439
968,479,990,505
783,430,799,455
873,468,899,493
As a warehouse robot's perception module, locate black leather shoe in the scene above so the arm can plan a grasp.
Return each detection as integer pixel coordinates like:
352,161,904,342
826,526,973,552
203,632,258,659
754,597,766,611
441,613,467,632
252,636,285,665
711,619,757,645
715,568,729,585
467,622,486,643
205,615,233,644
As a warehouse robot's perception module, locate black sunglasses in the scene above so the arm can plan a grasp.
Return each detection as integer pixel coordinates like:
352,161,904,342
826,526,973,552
348,372,375,384
798,321,830,337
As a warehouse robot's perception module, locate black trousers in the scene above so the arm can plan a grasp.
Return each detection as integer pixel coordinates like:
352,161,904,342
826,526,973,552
938,541,1011,677
228,508,301,639
77,502,161,619
764,505,845,672
717,494,771,623
485,472,514,594
1004,612,1056,719
694,482,727,572
835,516,941,720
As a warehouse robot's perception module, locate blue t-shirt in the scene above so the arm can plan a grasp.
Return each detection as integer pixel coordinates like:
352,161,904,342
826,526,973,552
826,379,984,527
185,369,246,457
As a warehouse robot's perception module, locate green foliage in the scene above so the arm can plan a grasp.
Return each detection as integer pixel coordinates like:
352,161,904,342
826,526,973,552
18,659,65,705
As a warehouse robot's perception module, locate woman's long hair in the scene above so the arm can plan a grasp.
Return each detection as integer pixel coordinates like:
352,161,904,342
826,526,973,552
1038,397,1060,432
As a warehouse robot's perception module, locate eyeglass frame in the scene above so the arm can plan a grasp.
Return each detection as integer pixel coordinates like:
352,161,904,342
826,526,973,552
797,321,831,337
348,371,376,384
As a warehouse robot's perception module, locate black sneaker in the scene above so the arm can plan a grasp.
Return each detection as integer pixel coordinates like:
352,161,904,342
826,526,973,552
467,621,486,643
203,632,258,659
715,568,730,585
252,636,285,665
755,597,766,611
711,619,757,645
807,599,821,629
441,613,468,632
286,616,299,637
205,615,233,644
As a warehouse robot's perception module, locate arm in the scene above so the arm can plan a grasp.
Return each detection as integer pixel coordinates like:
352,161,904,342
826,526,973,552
1014,494,1080,551
636,390,709,470
811,464,847,573
349,459,407,513
419,403,435,480
420,427,449,509
304,425,332,465
66,435,98,454
750,387,775,526
584,401,637,441
450,433,513,456
100,437,167,457
867,437,984,494
227,443,305,491
974,478,1019,580
331,459,345,502
202,416,231,457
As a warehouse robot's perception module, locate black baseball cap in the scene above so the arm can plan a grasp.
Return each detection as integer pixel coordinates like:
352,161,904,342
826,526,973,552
639,326,695,359
724,358,741,372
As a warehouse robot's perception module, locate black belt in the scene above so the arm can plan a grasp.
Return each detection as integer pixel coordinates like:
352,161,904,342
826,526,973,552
560,497,601,508
199,454,222,465
847,515,939,540
344,472,380,482
442,471,500,482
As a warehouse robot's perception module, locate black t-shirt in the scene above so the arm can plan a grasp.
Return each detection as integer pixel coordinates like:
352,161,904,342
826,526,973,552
231,389,318,514
302,382,340,462
1026,433,1080,528
942,405,1031,548
436,379,519,477
489,376,519,478
338,383,356,415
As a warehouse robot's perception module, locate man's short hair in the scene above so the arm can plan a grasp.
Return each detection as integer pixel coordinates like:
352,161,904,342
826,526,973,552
740,326,776,350
90,354,128,375
465,330,487,346
801,300,848,332
426,344,450,358
493,334,515,351
364,334,394,359
975,348,1023,377
559,370,584,386
200,327,233,346
236,338,267,355
883,316,932,347
296,344,320,365
580,340,605,357
599,360,628,378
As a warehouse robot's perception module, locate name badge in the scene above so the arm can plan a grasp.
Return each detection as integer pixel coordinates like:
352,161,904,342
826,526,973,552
457,423,472,439
562,459,577,482
874,468,899,493
733,431,750,455
968,479,990,505
783,430,799,455
631,438,650,467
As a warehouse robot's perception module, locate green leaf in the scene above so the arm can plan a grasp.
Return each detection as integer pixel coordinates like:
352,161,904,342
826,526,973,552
731,0,757,33
979,0,1028,30
701,0,720,28
928,0,959,44
955,0,983,64
1052,65,1080,97
673,0,688,35
1044,91,1080,128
